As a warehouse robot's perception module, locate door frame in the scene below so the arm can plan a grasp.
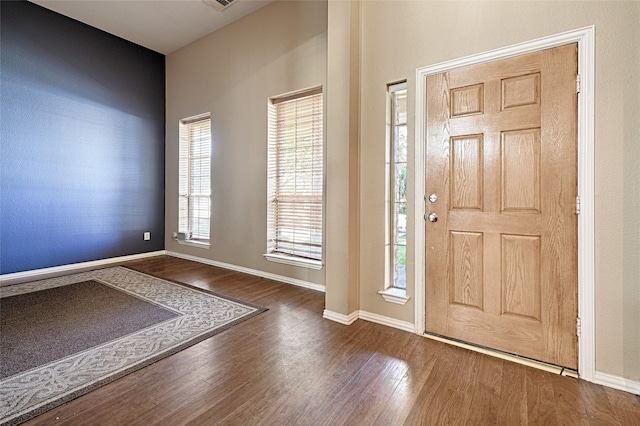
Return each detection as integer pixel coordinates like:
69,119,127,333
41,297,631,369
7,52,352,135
414,26,595,381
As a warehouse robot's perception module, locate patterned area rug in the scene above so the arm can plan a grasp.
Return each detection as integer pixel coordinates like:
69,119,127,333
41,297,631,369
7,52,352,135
0,267,266,425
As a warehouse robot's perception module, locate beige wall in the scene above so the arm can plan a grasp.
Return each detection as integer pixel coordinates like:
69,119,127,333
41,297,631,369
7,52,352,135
357,1,639,381
167,0,640,382
324,0,362,316
165,0,327,286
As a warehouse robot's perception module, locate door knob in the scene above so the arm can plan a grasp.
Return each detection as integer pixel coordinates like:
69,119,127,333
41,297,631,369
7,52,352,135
428,213,438,223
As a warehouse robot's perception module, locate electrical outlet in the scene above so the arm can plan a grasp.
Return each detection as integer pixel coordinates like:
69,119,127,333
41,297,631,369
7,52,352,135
144,232,151,241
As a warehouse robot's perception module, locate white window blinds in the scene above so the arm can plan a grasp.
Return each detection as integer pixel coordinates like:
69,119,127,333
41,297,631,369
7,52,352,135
267,88,323,261
179,114,211,241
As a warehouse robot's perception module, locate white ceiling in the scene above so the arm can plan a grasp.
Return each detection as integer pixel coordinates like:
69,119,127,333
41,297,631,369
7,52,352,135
29,0,272,54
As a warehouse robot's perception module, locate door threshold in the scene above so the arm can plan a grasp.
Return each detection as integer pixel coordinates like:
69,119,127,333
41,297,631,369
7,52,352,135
422,332,579,378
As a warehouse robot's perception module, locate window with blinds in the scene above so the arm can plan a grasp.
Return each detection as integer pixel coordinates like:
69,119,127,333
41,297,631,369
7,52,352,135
179,113,211,242
267,88,323,262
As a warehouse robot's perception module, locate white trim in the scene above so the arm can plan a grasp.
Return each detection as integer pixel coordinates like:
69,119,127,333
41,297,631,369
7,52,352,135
322,309,358,325
414,26,596,381
593,371,640,396
378,287,411,305
575,26,596,384
388,81,407,93
322,309,415,333
176,239,210,249
263,253,324,270
167,251,325,293
413,59,427,334
0,251,167,286
358,311,415,333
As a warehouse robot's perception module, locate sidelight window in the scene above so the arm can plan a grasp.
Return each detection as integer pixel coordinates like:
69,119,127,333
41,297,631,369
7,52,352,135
386,82,407,290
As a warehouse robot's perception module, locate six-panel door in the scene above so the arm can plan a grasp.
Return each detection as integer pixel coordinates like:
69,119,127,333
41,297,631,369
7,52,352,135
425,44,579,369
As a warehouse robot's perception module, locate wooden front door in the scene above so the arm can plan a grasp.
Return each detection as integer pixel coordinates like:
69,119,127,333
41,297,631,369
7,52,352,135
425,44,578,369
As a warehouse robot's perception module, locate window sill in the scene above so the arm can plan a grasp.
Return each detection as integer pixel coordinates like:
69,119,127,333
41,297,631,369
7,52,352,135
378,287,410,305
176,239,210,249
263,253,323,270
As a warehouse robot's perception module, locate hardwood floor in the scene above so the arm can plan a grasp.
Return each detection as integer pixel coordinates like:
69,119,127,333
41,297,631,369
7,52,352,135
23,256,640,425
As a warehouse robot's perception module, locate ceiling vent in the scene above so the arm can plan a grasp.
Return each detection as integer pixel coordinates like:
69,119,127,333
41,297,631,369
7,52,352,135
203,0,237,12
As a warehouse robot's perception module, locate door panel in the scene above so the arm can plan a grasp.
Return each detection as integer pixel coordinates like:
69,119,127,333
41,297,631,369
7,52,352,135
425,44,578,369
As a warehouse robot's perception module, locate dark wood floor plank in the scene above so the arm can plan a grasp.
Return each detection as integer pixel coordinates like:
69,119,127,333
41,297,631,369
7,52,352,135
559,378,620,426
240,321,385,425
604,385,640,425
401,341,472,425
371,337,443,425
525,367,561,426
236,323,380,424
315,328,415,426
548,374,591,426
432,349,484,424
492,350,529,425
16,255,640,426
462,354,505,425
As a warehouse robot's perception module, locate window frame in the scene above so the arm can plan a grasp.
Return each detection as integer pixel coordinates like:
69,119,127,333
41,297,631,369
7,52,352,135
380,81,410,304
264,87,324,270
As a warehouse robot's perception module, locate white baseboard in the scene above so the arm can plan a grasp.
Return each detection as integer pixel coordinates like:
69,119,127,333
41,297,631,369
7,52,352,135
322,309,415,333
594,371,640,396
0,251,167,286
166,251,325,293
322,309,359,325
358,311,415,333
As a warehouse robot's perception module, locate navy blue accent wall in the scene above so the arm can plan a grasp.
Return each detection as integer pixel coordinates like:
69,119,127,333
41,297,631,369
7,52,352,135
1,1,165,274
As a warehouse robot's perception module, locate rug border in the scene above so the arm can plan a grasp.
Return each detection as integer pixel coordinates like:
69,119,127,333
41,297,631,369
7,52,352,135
1,267,267,426
121,265,268,311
